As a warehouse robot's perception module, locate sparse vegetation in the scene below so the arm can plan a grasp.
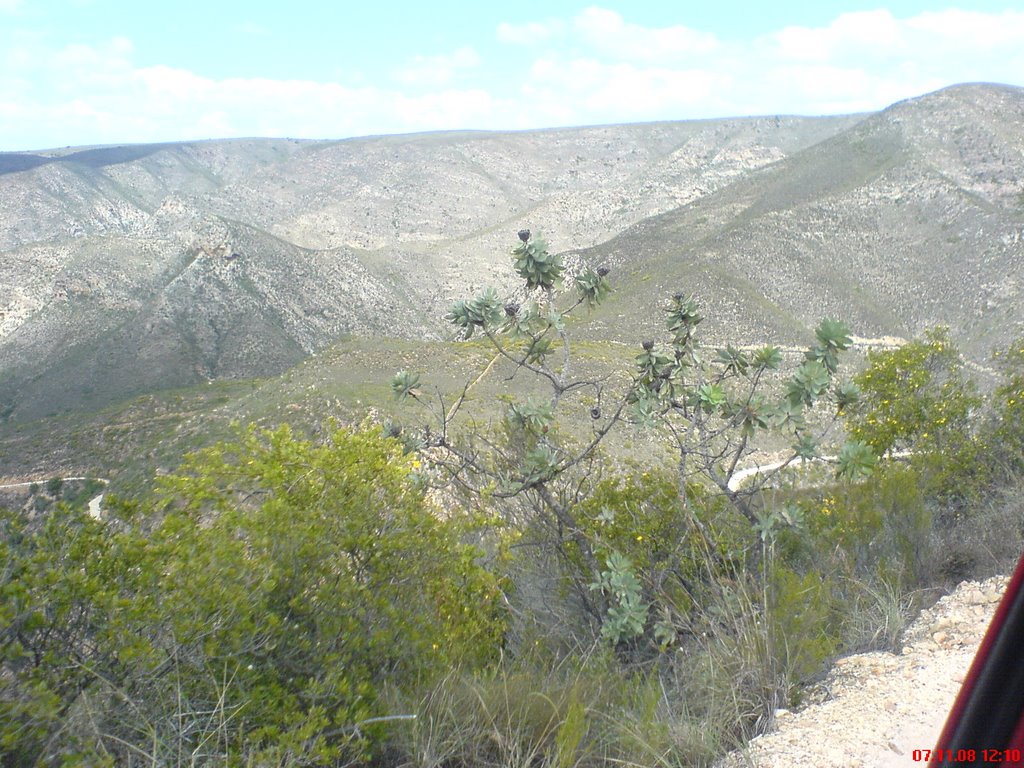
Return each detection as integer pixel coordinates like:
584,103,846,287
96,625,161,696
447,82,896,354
1,425,504,765
3,229,1023,766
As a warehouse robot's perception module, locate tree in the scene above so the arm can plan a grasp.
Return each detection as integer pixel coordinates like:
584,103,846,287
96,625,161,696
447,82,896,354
845,328,979,457
991,337,1024,475
843,328,986,507
628,300,874,531
0,502,123,764
44,477,62,497
1,425,505,765
391,232,873,645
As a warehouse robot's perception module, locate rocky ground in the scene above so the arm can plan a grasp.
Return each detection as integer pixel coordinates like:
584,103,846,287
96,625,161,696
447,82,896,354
717,575,1009,768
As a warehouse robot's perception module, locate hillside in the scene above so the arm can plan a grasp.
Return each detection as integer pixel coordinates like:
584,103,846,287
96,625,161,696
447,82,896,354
717,575,1009,768
571,84,1024,359
0,115,856,428
0,115,856,423
0,83,1022,470
2,83,1024,767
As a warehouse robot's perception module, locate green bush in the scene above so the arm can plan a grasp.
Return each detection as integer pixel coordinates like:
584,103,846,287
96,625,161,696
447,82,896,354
846,328,978,457
0,425,506,765
0,503,122,764
766,564,841,685
571,469,747,649
991,338,1024,476
847,329,990,502
147,424,505,762
800,465,928,578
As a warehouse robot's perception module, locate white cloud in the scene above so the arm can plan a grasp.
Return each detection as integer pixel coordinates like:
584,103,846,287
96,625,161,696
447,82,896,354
908,8,1024,47
394,88,498,127
574,7,720,63
744,8,1024,114
393,46,481,87
526,57,729,122
0,0,22,12
2,7,1024,151
515,6,1024,122
0,39,519,149
496,19,564,45
49,37,136,93
771,10,905,63
135,65,218,119
586,65,724,115
767,8,1024,68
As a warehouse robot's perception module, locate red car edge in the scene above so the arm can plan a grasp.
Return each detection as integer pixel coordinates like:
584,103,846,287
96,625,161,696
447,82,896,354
929,551,1024,767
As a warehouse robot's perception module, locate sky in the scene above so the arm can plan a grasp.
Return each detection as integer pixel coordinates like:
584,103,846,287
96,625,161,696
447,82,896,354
1,1,1023,151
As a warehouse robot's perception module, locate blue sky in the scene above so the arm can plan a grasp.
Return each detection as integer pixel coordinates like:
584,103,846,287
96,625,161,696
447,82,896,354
2,1,1022,151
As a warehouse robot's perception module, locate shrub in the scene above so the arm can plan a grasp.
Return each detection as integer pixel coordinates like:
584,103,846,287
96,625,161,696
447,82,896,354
846,328,978,456
0,503,125,764
990,338,1024,476
0,425,506,765
766,564,841,685
845,328,989,511
140,424,506,762
393,232,870,648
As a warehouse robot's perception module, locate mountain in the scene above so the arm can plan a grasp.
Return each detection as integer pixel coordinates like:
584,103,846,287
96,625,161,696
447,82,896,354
0,114,860,422
1,83,1023,436
570,84,1024,358
2,82,1023,485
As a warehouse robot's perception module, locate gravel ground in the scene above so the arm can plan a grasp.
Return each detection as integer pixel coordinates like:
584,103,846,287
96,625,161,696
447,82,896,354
716,576,1009,768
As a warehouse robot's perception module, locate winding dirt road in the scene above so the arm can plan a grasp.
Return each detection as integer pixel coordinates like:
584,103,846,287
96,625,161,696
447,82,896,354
0,476,109,519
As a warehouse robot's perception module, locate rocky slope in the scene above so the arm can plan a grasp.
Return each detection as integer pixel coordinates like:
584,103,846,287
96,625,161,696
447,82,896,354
717,575,1009,768
0,115,858,422
1,84,1022,426
571,84,1024,357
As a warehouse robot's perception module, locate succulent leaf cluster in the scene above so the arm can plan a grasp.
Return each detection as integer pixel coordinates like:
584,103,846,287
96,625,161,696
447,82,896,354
512,235,562,291
446,287,504,339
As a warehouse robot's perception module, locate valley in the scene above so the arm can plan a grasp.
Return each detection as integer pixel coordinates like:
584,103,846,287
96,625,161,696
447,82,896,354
1,83,1021,491
2,81,1023,768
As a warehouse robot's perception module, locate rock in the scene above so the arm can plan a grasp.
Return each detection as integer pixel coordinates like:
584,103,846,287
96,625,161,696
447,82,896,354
715,575,1009,768
964,589,986,605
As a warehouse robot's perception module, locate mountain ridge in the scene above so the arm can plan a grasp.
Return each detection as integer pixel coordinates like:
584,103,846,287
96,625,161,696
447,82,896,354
567,83,1023,358
1,83,1021,427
